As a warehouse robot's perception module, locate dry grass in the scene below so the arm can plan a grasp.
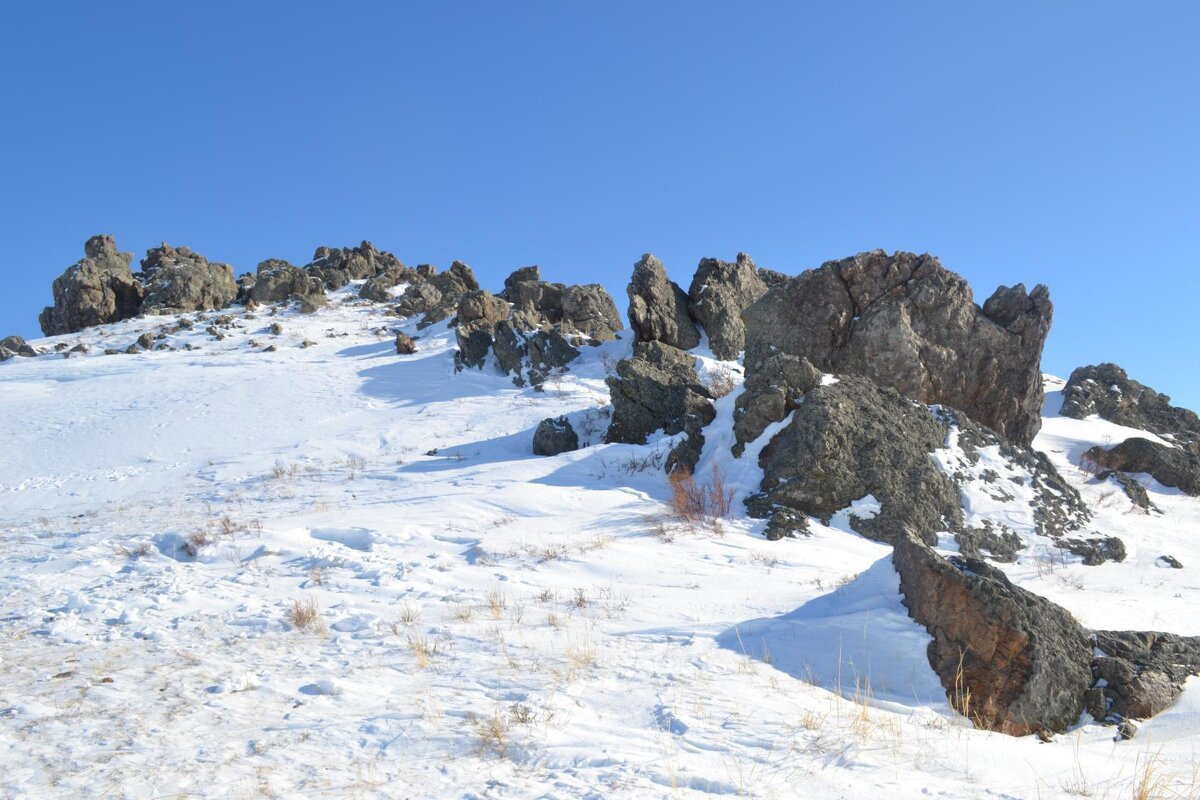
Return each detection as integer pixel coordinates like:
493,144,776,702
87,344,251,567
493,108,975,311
398,602,421,625
486,589,507,619
668,464,735,523
287,596,328,636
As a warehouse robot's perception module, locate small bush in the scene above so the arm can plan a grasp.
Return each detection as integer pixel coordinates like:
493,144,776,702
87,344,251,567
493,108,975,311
668,464,735,522
287,596,328,635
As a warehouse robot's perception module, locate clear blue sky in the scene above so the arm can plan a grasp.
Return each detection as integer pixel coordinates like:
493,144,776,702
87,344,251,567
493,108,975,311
3,3,1197,408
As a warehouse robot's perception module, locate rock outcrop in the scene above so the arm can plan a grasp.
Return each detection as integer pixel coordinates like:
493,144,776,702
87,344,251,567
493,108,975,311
394,261,480,329
533,416,579,456
687,253,769,360
40,235,144,335
1084,438,1200,496
730,353,822,456
626,255,700,350
893,532,1092,736
499,266,622,343
1088,631,1200,722
604,342,715,473
454,290,512,369
742,250,1052,446
305,241,401,291
0,335,37,360
1061,364,1200,449
249,259,326,304
138,243,238,314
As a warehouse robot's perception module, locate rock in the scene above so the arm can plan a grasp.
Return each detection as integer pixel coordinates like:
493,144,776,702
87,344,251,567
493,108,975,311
1157,555,1183,569
746,376,960,542
742,250,1053,446
136,332,156,350
40,235,144,335
418,261,480,328
757,267,789,289
894,531,1092,736
687,253,769,360
454,291,512,370
250,259,326,304
492,322,580,388
269,322,284,336
1084,438,1200,496
297,294,328,314
1061,364,1200,449
395,332,416,355
626,254,700,350
360,266,419,302
394,282,442,320
305,241,402,290
730,353,822,456
1090,630,1200,721
561,284,622,342
604,342,715,473
533,416,579,456
1098,470,1154,511
0,335,36,359
1117,719,1140,740
138,243,238,314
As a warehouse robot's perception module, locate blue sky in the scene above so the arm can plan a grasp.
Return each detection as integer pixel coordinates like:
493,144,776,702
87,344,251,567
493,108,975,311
3,2,1197,407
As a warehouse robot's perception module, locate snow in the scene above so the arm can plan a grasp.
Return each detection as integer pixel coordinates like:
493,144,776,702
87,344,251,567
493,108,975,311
2,299,1200,798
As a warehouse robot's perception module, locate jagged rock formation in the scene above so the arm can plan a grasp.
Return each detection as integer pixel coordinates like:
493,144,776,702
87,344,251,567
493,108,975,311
305,241,401,291
249,259,327,304
454,291,512,369
686,253,769,360
40,235,144,335
1061,364,1200,449
1084,438,1200,496
893,532,1092,736
360,265,421,302
746,377,961,542
1087,631,1200,722
742,250,1052,446
604,342,715,473
138,243,238,314
395,261,480,329
533,416,579,456
730,353,822,457
627,255,700,350
0,335,36,360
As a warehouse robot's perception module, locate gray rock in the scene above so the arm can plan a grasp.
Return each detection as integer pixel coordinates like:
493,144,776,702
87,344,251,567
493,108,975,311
1090,630,1200,721
604,341,715,472
1061,364,1200,449
687,253,769,360
562,284,622,342
1097,470,1154,511
0,336,36,359
305,241,402,290
731,353,822,456
742,250,1052,446
533,416,579,456
894,531,1092,736
250,259,326,304
746,376,960,542
269,322,284,336
626,254,700,350
418,261,480,329
394,282,443,320
395,332,416,354
757,267,789,289
492,322,581,388
40,235,144,335
297,293,328,314
1084,438,1200,496
139,243,238,314
454,291,511,370
360,266,420,302
1157,555,1183,569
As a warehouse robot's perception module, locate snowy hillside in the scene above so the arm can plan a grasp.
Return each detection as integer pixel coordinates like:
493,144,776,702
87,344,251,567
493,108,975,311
3,284,1200,799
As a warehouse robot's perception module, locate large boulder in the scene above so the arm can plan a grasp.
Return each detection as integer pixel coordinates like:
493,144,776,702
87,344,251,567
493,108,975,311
742,250,1052,446
561,284,622,342
1088,631,1200,721
604,341,715,472
1084,438,1200,496
499,266,622,343
139,243,238,313
249,259,326,304
893,532,1092,736
1062,364,1200,450
533,416,579,456
0,335,37,361
687,253,769,360
305,241,402,290
360,266,420,302
746,377,961,542
626,254,700,350
453,290,512,370
39,235,144,335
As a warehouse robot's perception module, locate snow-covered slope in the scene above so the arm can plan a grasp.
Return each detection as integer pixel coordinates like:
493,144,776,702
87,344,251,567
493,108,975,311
2,287,1199,799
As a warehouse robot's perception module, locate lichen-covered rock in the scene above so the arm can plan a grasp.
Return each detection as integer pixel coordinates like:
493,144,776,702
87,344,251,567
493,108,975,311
1061,364,1200,449
604,342,715,472
627,254,700,350
742,250,1052,446
250,259,326,304
40,235,144,335
1084,438,1200,496
533,416,579,456
1088,631,1200,721
687,253,769,360
894,531,1092,736
746,377,960,542
139,243,238,314
730,353,822,456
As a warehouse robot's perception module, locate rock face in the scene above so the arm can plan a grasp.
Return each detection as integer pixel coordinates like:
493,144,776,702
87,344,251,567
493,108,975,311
1061,364,1200,448
453,291,512,369
1088,631,1200,721
626,255,700,350
687,253,769,360
746,377,961,542
742,250,1053,446
604,342,715,473
305,241,402,291
1084,438,1200,496
139,243,238,313
893,532,1092,736
532,416,579,456
499,266,622,342
730,353,822,456
395,261,481,329
249,259,326,304
40,235,144,335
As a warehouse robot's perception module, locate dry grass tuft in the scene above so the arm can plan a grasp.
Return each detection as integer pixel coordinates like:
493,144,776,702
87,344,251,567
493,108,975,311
668,464,734,523
287,596,328,636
